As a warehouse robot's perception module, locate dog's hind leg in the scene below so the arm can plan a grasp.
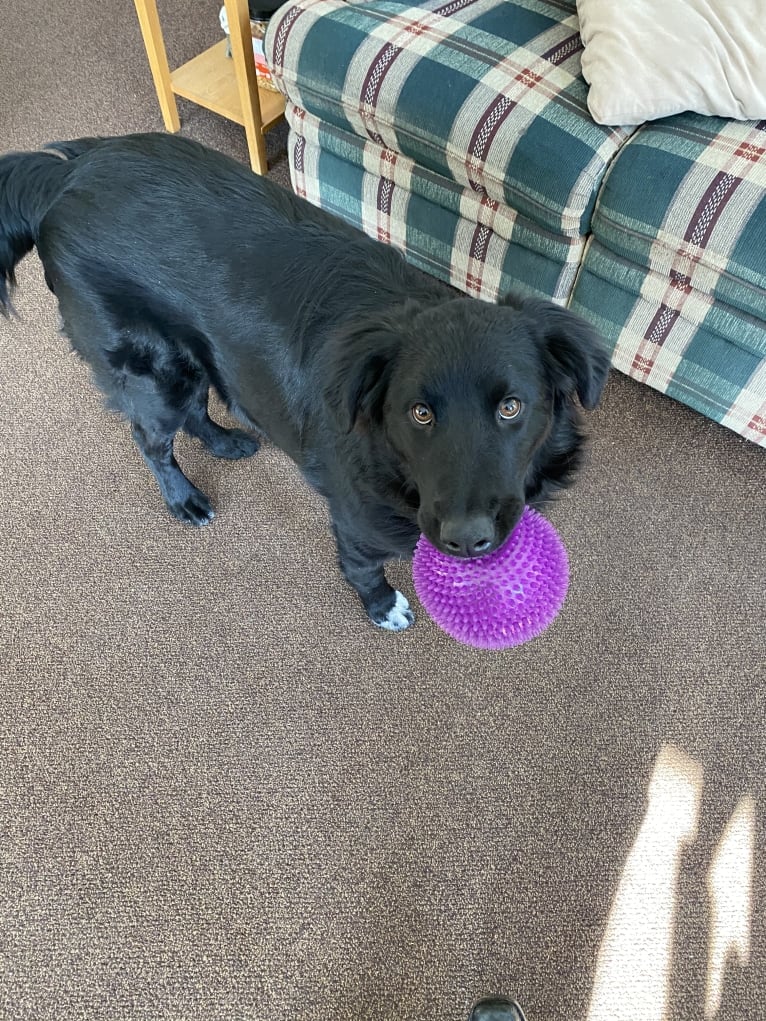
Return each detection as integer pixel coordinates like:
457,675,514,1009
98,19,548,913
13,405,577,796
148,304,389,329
332,524,415,632
130,418,215,526
52,280,221,525
93,336,217,526
183,384,260,460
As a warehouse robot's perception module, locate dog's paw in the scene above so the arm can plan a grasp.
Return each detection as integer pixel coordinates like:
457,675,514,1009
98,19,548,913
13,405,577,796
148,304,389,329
208,428,260,460
372,591,415,632
169,489,216,526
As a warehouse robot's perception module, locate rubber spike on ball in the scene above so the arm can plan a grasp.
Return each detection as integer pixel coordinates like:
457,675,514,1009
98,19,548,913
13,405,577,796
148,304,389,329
412,507,569,649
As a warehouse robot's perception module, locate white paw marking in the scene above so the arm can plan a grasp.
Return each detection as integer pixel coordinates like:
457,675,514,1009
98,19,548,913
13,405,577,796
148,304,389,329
376,591,415,632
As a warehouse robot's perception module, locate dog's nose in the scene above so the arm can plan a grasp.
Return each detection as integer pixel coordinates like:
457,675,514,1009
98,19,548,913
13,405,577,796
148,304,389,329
439,516,495,557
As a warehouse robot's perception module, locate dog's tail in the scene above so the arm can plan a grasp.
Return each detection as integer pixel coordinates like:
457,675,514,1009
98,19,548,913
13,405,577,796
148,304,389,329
0,137,107,315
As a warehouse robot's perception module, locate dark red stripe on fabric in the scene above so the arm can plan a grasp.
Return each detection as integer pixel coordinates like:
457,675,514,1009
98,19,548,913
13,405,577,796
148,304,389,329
362,42,401,106
434,0,480,16
377,176,394,217
735,141,766,162
517,68,543,89
645,304,680,347
481,193,499,214
468,94,516,170
645,133,762,349
270,4,303,68
733,124,766,161
541,33,583,66
685,171,740,248
293,134,305,174
469,223,491,262
632,353,655,374
748,411,766,439
670,269,692,294
376,153,396,242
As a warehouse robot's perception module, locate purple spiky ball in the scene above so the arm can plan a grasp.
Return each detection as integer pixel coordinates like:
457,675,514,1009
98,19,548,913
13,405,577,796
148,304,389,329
412,507,569,649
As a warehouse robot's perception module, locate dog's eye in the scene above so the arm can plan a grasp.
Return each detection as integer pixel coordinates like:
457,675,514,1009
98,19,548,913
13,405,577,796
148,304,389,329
411,403,434,426
498,397,523,421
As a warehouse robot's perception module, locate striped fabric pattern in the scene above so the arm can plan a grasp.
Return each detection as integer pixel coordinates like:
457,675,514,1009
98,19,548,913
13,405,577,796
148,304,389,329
266,2,766,444
286,105,585,301
572,115,766,445
267,0,632,235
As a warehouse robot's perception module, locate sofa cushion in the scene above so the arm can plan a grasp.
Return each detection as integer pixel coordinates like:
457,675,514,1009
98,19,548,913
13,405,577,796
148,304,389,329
286,106,587,301
590,114,766,339
572,240,766,446
574,112,766,445
578,0,766,126
266,0,634,237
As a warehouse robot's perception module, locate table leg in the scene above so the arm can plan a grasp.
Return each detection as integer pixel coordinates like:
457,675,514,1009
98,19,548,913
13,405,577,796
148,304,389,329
133,0,181,132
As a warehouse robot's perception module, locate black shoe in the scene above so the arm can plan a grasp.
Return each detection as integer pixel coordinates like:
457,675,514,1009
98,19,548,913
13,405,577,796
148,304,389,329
469,997,527,1021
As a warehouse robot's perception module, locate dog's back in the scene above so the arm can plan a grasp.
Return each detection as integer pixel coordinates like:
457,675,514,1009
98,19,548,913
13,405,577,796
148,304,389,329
1,134,440,447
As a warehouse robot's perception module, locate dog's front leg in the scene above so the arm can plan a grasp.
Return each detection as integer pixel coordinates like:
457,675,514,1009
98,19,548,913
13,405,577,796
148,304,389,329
332,524,414,632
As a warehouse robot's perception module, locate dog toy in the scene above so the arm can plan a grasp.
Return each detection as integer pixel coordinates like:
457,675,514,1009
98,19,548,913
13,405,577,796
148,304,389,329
412,507,569,649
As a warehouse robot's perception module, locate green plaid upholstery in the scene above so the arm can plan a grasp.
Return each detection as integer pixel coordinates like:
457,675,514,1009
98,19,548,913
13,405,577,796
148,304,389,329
266,1,766,445
266,0,631,235
283,106,585,301
572,115,766,445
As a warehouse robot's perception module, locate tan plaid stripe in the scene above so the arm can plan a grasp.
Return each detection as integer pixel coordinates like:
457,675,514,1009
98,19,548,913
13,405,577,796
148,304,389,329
618,273,712,391
285,103,585,299
265,0,333,110
654,122,766,280
346,0,487,149
265,0,305,92
451,21,584,202
363,149,412,252
290,106,522,244
610,122,766,384
573,239,766,446
345,7,623,228
288,104,310,199
458,217,508,297
720,360,766,444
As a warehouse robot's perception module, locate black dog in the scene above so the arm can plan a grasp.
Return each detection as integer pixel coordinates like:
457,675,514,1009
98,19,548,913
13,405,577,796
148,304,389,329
0,133,609,631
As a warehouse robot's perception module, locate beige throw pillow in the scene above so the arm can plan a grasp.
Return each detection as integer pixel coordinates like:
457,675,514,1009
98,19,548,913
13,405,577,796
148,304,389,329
577,0,766,125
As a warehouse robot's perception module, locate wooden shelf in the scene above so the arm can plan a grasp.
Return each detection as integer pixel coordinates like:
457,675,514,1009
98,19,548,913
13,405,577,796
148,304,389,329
170,39,285,133
133,0,285,174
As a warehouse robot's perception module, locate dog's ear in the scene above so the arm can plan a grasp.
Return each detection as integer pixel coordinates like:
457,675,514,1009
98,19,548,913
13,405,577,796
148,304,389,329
500,294,610,409
325,315,403,432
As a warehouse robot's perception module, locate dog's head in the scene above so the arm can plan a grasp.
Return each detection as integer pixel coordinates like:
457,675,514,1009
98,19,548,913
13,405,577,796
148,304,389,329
328,293,610,557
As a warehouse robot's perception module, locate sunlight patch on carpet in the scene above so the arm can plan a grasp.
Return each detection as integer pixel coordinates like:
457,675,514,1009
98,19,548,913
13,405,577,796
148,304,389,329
587,744,703,1021
586,743,755,1020
705,794,755,1018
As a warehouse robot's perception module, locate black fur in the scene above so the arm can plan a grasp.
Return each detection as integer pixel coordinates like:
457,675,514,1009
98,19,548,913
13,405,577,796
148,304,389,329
0,133,610,631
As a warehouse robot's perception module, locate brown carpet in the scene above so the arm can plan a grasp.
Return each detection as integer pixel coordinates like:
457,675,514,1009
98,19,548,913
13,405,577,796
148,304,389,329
1,3,764,1020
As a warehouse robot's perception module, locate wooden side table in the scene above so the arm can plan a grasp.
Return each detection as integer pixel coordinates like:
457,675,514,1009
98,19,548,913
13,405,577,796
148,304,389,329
133,0,285,174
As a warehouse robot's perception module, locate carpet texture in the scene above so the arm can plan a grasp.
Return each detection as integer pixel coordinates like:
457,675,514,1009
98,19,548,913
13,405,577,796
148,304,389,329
1,3,764,1021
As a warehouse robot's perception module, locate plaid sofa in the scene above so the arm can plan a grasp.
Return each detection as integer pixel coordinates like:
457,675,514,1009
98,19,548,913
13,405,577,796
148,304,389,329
265,0,766,446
